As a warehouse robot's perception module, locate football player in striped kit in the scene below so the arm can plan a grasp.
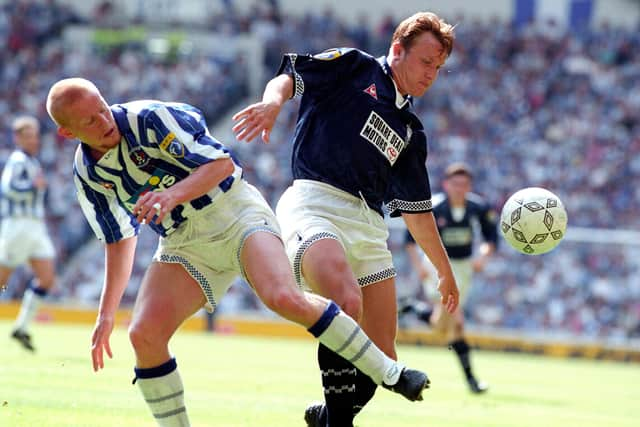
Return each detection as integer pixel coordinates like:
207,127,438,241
403,162,497,393
233,11,459,427
45,78,430,427
0,115,56,352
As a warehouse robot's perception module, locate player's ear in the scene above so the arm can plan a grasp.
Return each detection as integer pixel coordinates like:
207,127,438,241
391,41,406,58
57,126,74,139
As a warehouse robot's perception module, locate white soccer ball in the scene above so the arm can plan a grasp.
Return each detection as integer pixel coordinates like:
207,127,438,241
500,187,568,255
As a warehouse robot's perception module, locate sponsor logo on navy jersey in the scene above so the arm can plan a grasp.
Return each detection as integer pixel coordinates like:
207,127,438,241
364,84,378,99
359,111,407,165
441,227,473,246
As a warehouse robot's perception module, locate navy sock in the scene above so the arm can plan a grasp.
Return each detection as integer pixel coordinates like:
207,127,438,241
450,338,474,380
318,344,357,427
352,369,377,417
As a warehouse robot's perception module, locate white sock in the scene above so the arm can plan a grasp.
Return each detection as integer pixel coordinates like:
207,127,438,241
312,302,402,386
14,288,43,332
135,360,190,427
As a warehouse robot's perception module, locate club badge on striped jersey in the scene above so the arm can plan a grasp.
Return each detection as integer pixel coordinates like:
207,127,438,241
129,147,149,167
159,132,184,158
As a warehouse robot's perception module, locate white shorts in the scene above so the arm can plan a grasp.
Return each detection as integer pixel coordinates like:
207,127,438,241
422,257,473,305
0,217,55,268
153,179,280,312
276,179,395,289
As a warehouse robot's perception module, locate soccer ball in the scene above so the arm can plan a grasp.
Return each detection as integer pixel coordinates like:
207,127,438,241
500,187,568,255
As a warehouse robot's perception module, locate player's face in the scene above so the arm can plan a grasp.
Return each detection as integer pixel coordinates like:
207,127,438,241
60,92,121,153
15,126,40,156
444,174,471,204
392,32,447,97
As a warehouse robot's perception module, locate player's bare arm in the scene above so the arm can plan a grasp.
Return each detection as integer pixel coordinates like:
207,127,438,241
132,158,234,225
92,236,137,372
402,211,459,313
232,74,294,143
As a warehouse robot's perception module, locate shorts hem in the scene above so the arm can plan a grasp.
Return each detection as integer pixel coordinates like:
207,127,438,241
357,267,396,287
157,253,217,313
237,225,282,288
293,232,340,287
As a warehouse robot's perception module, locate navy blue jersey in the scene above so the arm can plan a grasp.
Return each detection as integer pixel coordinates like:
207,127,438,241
278,48,432,217
406,192,498,259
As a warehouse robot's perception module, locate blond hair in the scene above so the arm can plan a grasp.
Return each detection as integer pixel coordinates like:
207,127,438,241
392,12,455,57
12,115,40,134
46,78,102,127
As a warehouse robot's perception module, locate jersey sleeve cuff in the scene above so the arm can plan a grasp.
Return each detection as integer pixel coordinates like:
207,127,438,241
385,198,433,217
277,54,304,98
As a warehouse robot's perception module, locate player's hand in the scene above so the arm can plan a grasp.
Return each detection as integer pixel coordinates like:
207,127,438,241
437,274,459,314
231,101,282,144
132,190,178,225
91,315,115,372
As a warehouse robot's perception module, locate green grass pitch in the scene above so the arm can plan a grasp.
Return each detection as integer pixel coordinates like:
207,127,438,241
1,320,638,427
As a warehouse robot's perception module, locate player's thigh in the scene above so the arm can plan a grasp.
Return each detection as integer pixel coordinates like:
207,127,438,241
28,258,55,288
360,277,398,358
240,231,318,323
131,261,206,339
241,231,293,291
302,238,362,316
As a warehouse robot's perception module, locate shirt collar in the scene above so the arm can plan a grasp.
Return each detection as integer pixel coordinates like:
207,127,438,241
80,141,117,166
378,56,412,110
80,142,97,166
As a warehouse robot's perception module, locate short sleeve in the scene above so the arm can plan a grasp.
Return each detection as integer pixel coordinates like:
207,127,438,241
74,173,139,243
479,202,499,246
384,130,432,217
277,48,367,99
145,103,231,169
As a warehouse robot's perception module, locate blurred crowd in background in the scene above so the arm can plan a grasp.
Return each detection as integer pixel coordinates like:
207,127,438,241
1,0,639,344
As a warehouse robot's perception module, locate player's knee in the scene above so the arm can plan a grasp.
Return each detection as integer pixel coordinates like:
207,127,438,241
38,278,55,290
261,287,304,317
333,289,363,321
128,321,161,353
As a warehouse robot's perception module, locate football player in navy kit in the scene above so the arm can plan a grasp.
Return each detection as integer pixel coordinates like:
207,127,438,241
403,162,497,393
233,11,459,427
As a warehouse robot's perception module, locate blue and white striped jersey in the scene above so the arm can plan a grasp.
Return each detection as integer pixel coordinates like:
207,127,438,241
74,100,242,244
0,149,46,219
278,48,432,217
